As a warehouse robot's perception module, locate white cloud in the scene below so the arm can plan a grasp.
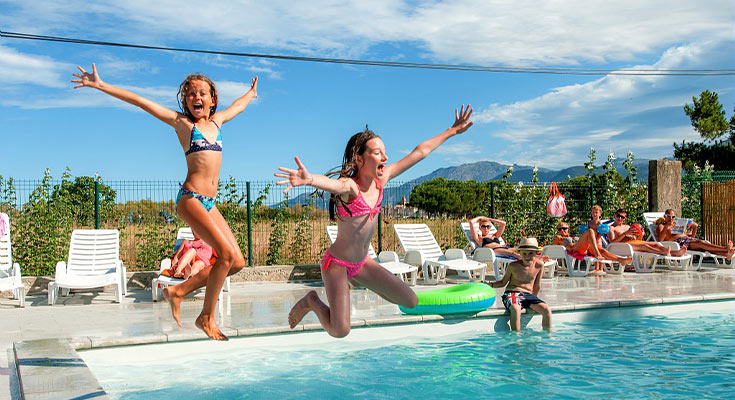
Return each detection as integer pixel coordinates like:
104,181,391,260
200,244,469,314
434,141,482,156
0,45,71,88
473,40,735,168
2,0,731,66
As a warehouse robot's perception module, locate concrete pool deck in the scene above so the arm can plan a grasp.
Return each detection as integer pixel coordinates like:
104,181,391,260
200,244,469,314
2,265,734,399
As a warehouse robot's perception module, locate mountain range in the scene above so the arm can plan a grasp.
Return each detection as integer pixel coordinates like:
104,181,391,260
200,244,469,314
283,158,650,207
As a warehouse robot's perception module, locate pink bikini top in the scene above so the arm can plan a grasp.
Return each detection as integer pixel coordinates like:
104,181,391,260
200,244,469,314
336,179,383,220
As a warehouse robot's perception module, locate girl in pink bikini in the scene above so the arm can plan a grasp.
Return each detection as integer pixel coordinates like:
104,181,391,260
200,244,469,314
275,105,474,337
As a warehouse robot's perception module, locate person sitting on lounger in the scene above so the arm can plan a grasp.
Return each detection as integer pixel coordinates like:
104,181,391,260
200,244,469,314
467,216,520,259
608,208,688,257
553,221,575,247
566,205,632,275
657,209,733,258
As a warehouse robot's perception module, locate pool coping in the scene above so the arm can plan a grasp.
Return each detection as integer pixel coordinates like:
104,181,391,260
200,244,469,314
13,292,735,399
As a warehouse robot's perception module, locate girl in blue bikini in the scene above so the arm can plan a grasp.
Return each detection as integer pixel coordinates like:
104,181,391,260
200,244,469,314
73,64,257,340
275,105,474,337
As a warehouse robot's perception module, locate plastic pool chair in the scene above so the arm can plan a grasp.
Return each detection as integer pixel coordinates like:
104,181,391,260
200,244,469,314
326,225,418,285
540,245,567,279
48,229,127,305
0,213,25,307
394,223,487,284
643,212,717,269
151,227,230,302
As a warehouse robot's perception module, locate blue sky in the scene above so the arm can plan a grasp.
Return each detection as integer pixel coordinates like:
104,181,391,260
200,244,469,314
1,1,734,182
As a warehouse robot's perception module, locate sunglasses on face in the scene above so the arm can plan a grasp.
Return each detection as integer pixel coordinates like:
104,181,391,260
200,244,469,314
615,215,627,219
480,225,492,229
558,227,569,231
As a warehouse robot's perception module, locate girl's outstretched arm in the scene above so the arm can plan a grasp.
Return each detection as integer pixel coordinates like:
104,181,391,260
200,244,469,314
72,63,182,128
383,104,473,180
275,156,358,197
214,77,258,124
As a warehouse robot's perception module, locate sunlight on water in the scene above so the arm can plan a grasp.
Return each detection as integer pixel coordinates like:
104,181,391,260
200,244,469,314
91,310,735,400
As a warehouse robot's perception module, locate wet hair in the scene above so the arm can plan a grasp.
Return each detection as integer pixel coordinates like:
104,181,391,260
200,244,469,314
615,208,627,216
177,74,218,122
327,127,381,221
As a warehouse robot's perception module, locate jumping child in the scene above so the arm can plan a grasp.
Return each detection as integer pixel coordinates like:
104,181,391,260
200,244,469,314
275,105,474,337
73,64,257,340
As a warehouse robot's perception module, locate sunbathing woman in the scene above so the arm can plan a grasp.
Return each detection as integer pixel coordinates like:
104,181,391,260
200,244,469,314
276,105,474,337
73,64,257,340
553,222,574,247
467,216,519,259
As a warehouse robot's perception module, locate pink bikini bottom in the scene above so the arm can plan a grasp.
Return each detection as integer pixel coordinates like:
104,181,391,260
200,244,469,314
321,250,370,278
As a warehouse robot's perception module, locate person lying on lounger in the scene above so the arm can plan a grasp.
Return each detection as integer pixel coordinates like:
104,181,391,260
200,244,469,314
657,209,733,259
467,216,520,259
608,208,688,257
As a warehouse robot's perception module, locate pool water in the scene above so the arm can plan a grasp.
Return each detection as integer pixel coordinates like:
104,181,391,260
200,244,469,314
84,305,735,399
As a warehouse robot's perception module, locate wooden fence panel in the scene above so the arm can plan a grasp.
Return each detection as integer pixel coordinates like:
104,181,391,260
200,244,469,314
702,181,735,246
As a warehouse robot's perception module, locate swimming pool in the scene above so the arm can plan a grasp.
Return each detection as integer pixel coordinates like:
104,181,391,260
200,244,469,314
82,301,735,399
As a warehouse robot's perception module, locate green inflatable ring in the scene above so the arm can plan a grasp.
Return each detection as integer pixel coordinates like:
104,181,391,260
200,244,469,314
399,282,496,315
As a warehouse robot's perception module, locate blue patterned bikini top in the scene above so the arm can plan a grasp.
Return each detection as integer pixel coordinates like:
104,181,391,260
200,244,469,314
185,121,222,156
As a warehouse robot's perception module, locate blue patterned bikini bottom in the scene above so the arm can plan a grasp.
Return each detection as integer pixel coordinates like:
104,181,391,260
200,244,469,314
176,188,216,211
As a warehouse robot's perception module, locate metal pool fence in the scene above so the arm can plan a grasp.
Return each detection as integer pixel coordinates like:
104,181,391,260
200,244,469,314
4,173,730,274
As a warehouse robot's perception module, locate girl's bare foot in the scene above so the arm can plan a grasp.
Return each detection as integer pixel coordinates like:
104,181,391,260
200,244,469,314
289,291,317,328
195,313,228,341
162,287,183,326
672,246,688,257
621,257,633,266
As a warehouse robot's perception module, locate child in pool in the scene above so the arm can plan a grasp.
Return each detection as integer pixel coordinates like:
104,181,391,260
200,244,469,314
73,64,257,340
275,105,474,338
486,237,552,331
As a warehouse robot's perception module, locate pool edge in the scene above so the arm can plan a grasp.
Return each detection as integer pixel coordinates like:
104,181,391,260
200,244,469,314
13,293,735,398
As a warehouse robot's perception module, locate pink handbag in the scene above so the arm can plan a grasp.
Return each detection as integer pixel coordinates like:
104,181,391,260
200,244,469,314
546,182,568,217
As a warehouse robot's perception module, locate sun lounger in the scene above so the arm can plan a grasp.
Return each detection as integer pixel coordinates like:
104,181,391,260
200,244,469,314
0,213,25,307
48,229,127,305
394,223,486,284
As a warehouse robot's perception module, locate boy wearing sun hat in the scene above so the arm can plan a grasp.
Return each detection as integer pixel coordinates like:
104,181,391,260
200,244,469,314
486,237,552,331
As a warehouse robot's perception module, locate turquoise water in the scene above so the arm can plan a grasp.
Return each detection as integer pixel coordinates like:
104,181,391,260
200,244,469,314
91,308,734,399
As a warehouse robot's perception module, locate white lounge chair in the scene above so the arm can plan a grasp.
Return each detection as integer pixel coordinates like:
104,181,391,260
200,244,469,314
326,225,418,285
0,213,25,307
48,229,127,305
151,227,231,302
393,223,487,284
540,245,565,279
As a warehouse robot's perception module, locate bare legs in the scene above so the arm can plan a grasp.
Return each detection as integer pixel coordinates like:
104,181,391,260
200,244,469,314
568,230,632,270
507,302,552,331
166,199,245,340
630,242,687,257
688,238,734,258
288,259,417,338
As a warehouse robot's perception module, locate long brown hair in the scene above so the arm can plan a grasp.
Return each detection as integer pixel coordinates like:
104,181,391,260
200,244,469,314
327,127,380,220
177,74,218,122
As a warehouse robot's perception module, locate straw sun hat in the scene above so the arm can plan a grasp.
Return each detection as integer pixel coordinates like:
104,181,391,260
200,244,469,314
517,237,540,252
